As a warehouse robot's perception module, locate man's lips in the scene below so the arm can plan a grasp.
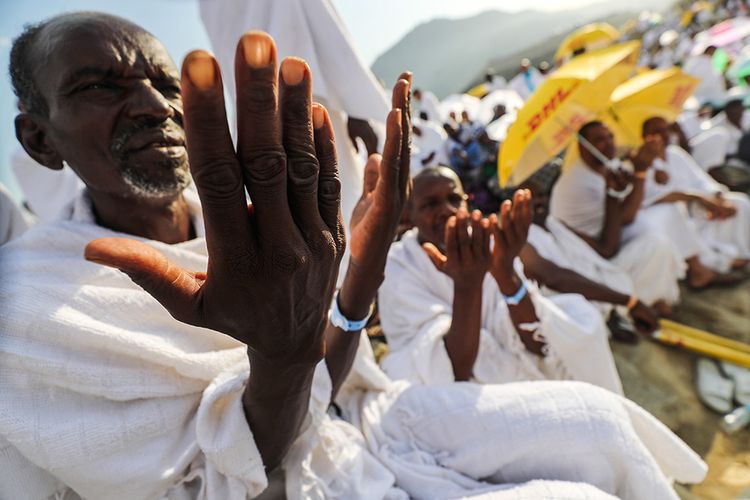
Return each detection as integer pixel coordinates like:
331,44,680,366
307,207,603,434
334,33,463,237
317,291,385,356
125,131,185,152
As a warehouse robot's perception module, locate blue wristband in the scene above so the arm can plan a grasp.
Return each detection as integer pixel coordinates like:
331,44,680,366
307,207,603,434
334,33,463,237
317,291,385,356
502,281,528,306
329,292,372,332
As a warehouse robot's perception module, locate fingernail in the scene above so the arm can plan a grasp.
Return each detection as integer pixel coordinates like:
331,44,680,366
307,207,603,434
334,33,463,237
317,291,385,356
281,57,307,85
242,31,273,68
185,51,216,90
312,104,326,129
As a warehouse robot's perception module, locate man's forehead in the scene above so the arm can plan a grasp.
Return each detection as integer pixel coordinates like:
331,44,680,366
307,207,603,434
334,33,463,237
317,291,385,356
414,172,462,197
36,16,178,90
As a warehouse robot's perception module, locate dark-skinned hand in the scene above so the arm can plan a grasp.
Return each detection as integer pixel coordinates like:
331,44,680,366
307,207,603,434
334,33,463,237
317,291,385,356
85,33,343,365
347,116,379,156
423,209,491,290
489,189,533,283
629,301,659,334
83,32,345,469
631,134,663,172
605,168,632,192
339,73,412,318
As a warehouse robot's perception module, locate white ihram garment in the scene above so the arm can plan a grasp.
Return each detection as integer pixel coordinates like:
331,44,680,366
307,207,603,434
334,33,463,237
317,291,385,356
0,182,34,245
0,191,706,500
330,336,706,500
0,191,270,500
549,160,685,304
378,229,623,394
642,145,750,266
527,221,633,318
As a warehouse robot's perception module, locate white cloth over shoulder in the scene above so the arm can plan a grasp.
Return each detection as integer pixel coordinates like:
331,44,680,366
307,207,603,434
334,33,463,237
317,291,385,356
11,149,83,223
378,228,623,393
0,182,34,245
641,146,750,266
0,190,268,500
550,160,685,304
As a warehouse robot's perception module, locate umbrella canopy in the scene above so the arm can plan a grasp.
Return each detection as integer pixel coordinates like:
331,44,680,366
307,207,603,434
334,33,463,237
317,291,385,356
466,82,489,98
692,17,750,54
498,41,640,187
554,22,620,64
607,68,699,146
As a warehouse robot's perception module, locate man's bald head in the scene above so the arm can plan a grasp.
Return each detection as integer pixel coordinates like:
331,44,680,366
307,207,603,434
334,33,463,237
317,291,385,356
10,12,160,116
408,166,466,248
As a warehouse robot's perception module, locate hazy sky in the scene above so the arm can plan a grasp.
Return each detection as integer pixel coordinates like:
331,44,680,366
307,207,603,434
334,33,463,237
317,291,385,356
0,0,610,194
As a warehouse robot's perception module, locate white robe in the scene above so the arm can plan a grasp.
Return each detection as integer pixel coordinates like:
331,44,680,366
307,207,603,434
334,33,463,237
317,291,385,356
683,54,727,105
527,220,633,318
508,69,544,101
417,90,443,124
0,191,706,500
0,182,34,246
549,160,685,303
378,228,623,394
0,191,269,500
641,145,750,268
411,117,449,175
332,336,706,500
10,148,83,223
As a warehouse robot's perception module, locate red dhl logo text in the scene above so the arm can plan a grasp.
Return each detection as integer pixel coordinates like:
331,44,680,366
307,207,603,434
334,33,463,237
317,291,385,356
524,81,581,139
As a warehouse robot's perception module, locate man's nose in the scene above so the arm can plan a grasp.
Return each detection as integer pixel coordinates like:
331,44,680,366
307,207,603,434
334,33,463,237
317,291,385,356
126,81,176,121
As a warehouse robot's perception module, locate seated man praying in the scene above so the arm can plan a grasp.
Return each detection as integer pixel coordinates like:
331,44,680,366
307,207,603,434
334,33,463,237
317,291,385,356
378,166,622,392
639,116,750,272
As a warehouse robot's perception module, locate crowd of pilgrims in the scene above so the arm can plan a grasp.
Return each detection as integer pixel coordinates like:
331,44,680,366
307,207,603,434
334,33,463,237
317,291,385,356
410,0,750,214
1,1,750,499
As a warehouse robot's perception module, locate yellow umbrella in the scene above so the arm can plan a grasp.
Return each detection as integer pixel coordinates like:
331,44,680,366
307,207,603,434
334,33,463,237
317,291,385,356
607,68,700,147
498,41,640,187
554,22,621,64
466,82,489,98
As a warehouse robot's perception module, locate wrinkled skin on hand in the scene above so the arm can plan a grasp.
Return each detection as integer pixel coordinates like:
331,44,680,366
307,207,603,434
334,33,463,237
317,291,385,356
84,32,345,366
423,208,491,289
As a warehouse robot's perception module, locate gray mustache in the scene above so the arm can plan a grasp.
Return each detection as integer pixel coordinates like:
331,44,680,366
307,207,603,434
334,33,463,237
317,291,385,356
111,119,184,159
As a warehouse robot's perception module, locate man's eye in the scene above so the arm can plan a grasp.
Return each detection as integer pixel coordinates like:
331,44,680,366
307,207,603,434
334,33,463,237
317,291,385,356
158,85,181,96
79,82,116,92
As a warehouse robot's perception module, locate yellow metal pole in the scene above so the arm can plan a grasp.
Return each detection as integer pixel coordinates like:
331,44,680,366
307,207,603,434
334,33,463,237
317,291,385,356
659,319,750,355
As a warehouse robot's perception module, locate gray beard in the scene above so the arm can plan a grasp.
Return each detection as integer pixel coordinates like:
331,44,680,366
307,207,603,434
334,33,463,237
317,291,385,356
120,162,192,198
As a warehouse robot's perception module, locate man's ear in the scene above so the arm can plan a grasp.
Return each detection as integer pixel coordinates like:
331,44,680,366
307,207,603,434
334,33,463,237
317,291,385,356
14,113,63,170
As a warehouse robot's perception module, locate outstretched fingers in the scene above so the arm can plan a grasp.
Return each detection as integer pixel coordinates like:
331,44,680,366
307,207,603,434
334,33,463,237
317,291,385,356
378,108,403,195
280,57,323,234
312,104,344,250
181,50,252,270
393,72,412,194
234,31,296,245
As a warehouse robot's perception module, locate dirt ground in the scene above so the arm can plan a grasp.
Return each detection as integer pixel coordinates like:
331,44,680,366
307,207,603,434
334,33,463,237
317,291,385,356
613,279,750,500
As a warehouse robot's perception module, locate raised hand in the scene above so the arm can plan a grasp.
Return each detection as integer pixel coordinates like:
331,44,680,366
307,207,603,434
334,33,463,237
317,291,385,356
326,75,411,399
84,32,344,469
423,208,491,289
339,74,411,319
631,134,663,171
489,189,533,283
